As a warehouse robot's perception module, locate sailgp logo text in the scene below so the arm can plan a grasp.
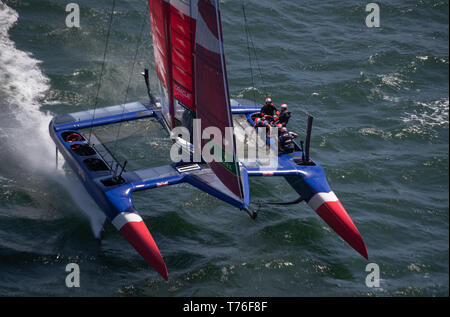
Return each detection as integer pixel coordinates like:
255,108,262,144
175,84,191,99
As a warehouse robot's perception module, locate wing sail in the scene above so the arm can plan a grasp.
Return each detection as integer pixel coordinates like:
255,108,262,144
148,0,246,204
148,0,196,128
194,0,245,202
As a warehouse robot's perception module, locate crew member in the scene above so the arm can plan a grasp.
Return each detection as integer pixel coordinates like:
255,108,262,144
260,97,279,118
254,117,271,129
274,123,283,139
278,127,298,154
254,117,272,137
278,104,291,127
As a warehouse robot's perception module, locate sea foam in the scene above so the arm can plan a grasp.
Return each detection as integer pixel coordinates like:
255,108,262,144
0,1,106,238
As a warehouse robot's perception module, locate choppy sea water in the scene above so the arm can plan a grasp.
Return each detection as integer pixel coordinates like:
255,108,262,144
0,0,448,296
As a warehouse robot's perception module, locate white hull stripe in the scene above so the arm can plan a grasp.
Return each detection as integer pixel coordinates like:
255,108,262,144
308,191,338,211
112,212,143,231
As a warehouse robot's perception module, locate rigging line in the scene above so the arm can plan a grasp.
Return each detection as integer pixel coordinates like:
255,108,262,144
248,23,267,95
241,0,269,101
88,0,117,144
241,0,256,106
111,3,149,157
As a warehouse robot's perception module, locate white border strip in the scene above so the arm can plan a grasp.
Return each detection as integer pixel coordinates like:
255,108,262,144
308,192,338,211
112,212,143,230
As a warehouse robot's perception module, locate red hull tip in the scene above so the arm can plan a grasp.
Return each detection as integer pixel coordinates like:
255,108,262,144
113,213,168,280
310,193,368,259
359,240,369,260
120,221,169,280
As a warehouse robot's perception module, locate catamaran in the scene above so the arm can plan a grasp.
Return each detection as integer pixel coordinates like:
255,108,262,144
49,0,368,280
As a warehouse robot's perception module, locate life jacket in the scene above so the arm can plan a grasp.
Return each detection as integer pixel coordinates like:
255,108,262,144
260,104,277,117
279,131,295,152
278,111,291,125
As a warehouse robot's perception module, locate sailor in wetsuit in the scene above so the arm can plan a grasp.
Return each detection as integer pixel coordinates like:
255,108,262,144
278,127,298,154
260,98,279,120
278,104,291,127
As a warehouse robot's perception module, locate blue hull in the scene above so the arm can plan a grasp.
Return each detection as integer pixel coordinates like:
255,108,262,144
49,99,368,279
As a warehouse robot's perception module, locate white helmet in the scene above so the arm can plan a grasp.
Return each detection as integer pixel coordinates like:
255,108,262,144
281,104,287,110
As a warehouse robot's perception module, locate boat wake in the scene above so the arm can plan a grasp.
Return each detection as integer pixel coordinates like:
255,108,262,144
0,1,105,238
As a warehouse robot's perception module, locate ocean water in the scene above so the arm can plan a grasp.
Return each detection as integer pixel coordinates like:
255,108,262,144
0,0,448,296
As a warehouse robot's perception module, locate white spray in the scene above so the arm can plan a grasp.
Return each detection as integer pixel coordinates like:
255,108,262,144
0,2,106,238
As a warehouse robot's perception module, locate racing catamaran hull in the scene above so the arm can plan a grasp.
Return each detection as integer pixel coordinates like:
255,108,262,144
49,99,367,280
49,0,368,280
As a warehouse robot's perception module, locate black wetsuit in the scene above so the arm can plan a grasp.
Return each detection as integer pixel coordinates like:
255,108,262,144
279,130,295,153
260,104,278,117
278,110,291,126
